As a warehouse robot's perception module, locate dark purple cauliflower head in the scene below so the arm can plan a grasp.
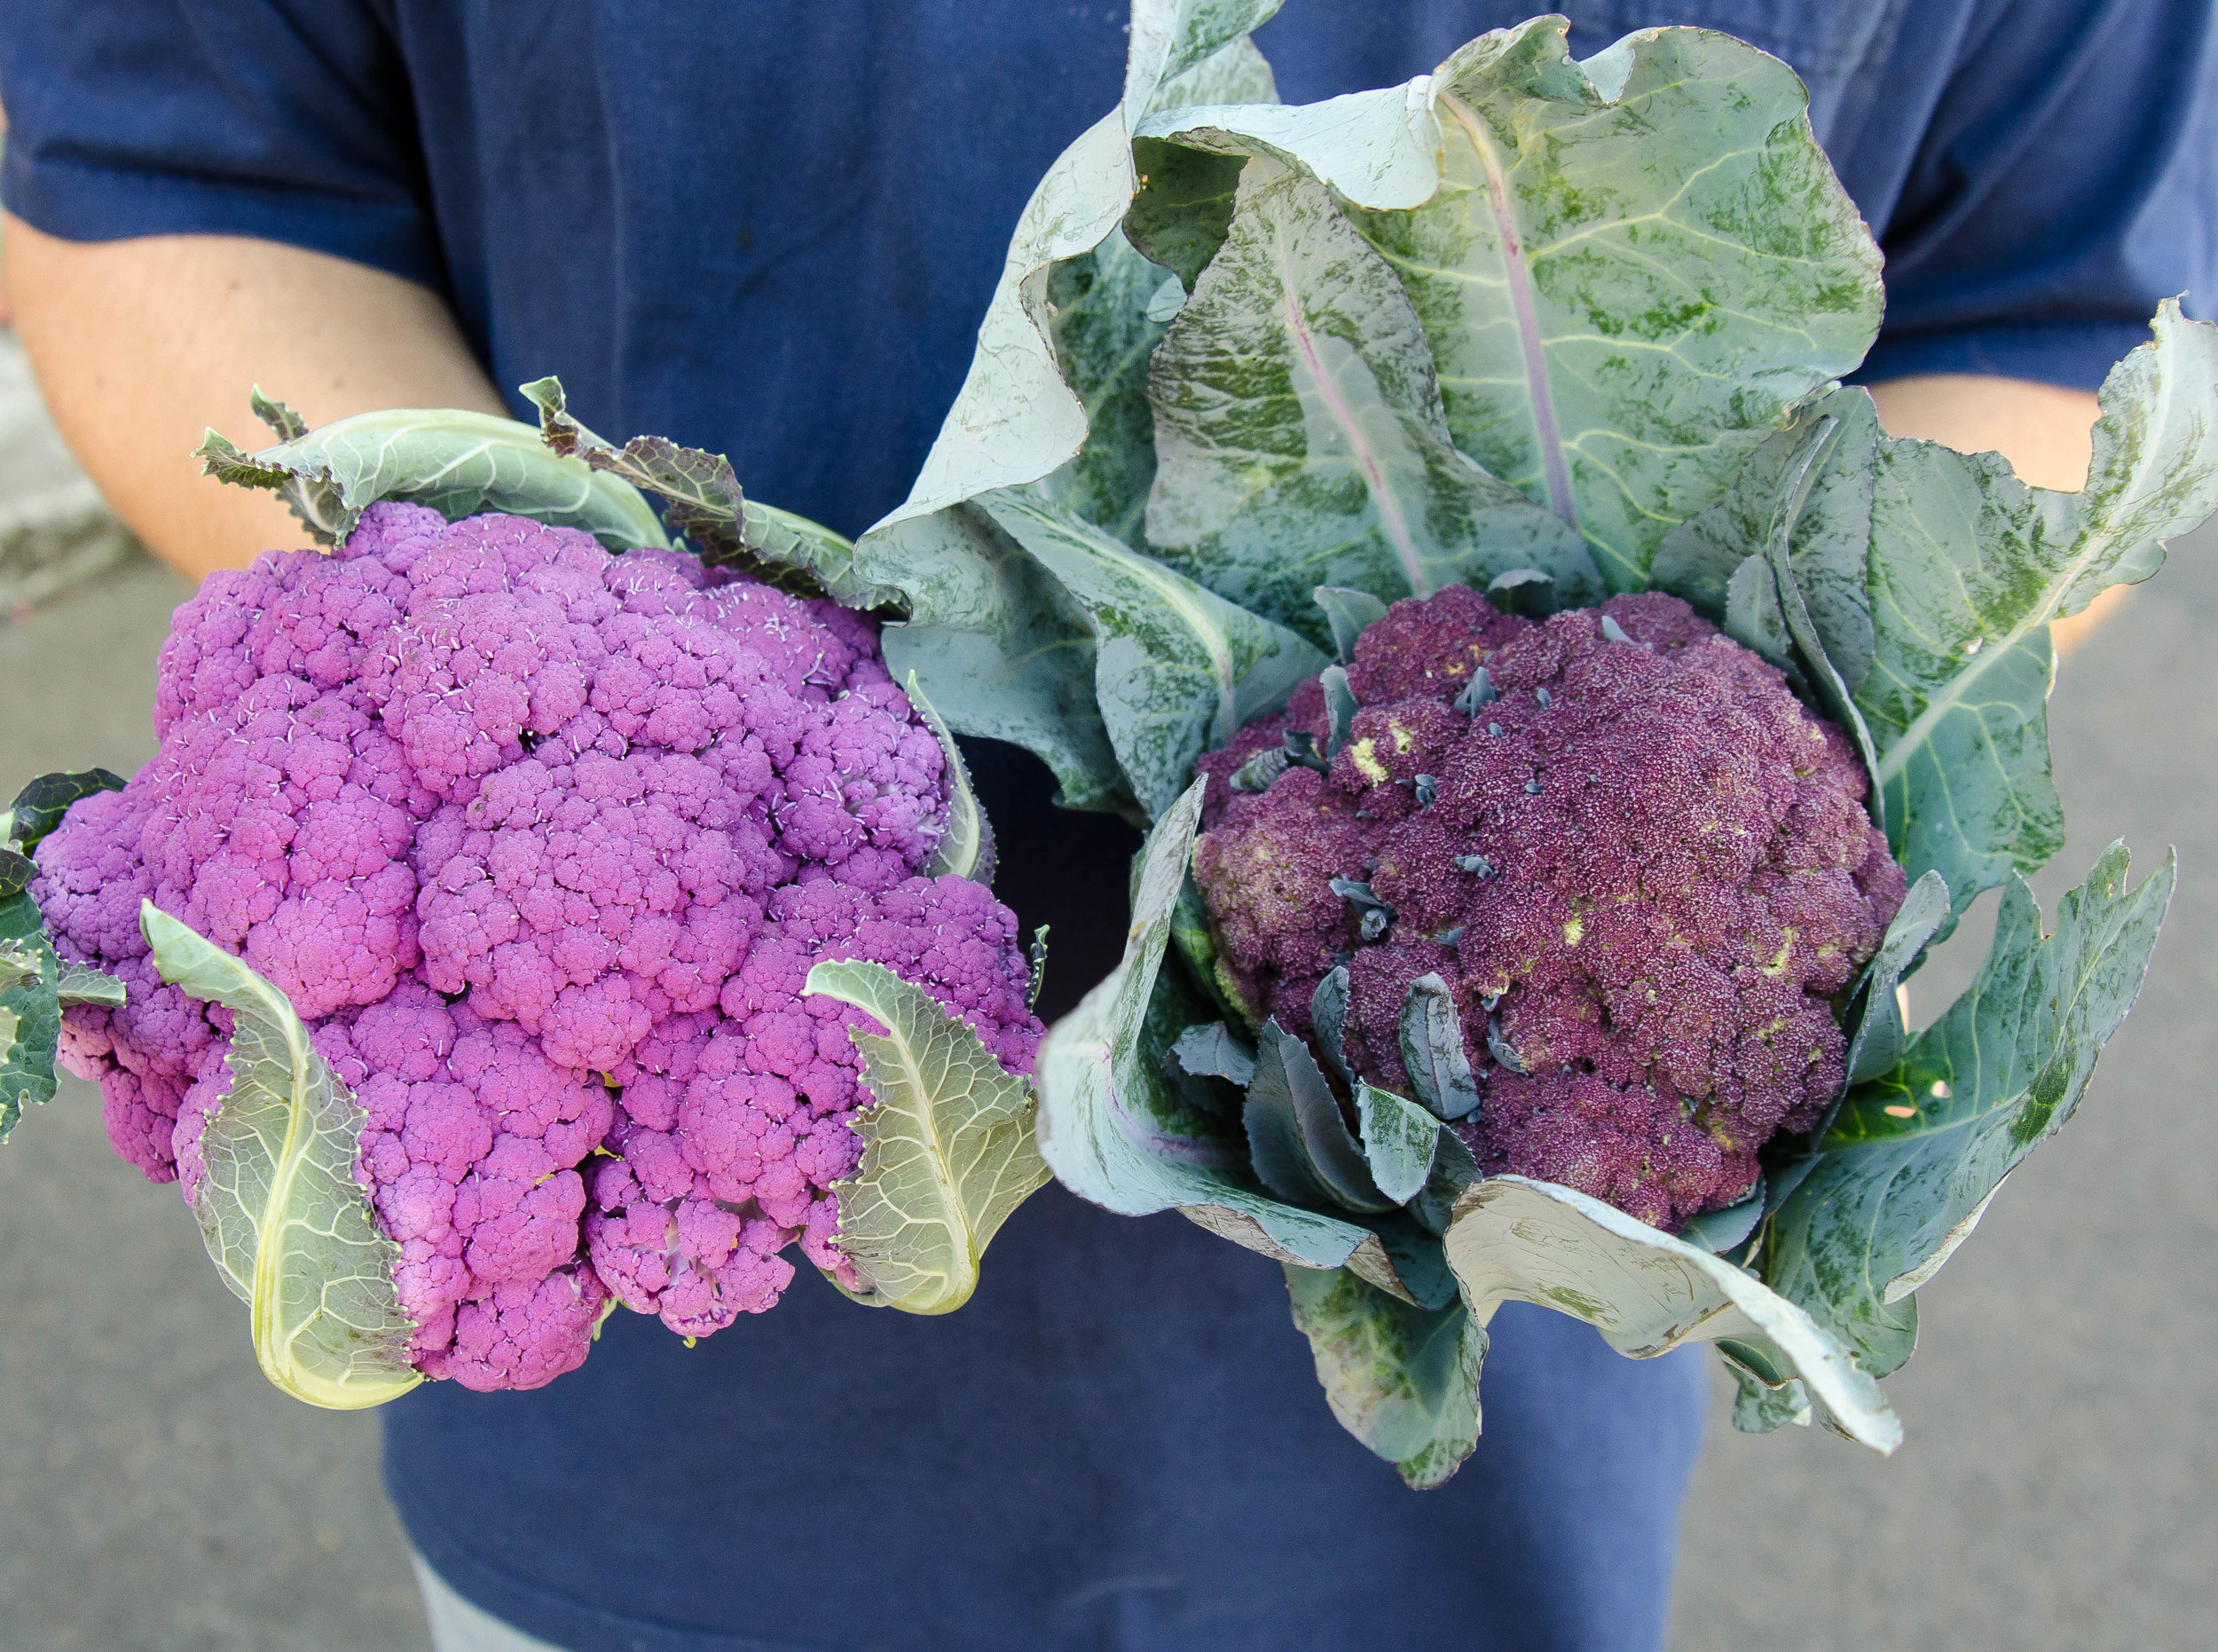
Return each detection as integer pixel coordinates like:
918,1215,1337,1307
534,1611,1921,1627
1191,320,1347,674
1192,586,1905,1231
34,503,1041,1388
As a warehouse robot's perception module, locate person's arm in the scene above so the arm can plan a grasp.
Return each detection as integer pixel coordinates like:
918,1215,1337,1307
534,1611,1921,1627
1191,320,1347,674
4,218,507,583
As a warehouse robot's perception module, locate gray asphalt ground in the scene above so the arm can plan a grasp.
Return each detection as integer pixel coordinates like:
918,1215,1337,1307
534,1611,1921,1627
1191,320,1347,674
3,525,2213,1652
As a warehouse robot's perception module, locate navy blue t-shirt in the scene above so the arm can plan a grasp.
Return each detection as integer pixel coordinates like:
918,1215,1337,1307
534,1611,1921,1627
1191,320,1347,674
4,4,2214,1650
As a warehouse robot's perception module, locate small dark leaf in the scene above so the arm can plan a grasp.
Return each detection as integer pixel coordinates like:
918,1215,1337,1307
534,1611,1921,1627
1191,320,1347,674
1452,667,1496,714
1247,1021,1396,1213
1314,585,1390,664
1027,926,1051,1012
0,850,36,900
4,768,125,852
1357,1083,1443,1204
1409,1126,1481,1238
1230,745,1290,792
1487,568,1554,618
1322,665,1358,760
1680,1172,1766,1254
0,889,62,1141
1171,1021,1256,1087
1398,973,1480,1120
1310,965,1352,1085
1485,1014,1530,1076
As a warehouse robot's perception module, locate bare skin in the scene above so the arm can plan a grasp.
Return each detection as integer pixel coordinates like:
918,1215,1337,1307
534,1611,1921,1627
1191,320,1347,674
5,223,2115,651
4,219,507,583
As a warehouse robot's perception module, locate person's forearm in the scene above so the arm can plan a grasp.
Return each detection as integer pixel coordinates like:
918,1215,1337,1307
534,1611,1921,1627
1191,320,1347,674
3,219,507,583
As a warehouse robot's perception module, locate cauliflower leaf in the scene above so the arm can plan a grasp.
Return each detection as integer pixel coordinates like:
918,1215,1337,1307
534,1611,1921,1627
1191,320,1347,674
140,903,421,1410
0,891,60,1144
1142,157,1599,645
1858,304,2218,914
1286,1264,1485,1491
977,488,1327,817
806,959,1050,1316
195,402,668,553
1035,780,1389,1269
1761,844,2174,1377
1442,1176,1899,1452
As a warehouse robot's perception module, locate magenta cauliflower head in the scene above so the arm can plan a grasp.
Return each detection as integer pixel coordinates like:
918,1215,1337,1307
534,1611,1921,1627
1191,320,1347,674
34,502,1040,1388
1192,586,1906,1232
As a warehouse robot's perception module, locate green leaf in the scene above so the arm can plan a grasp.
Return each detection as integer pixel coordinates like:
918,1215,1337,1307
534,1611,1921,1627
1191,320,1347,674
1144,157,1600,645
517,377,888,608
1128,138,1249,293
1841,869,1951,1092
54,961,126,1008
1652,389,1882,695
0,891,60,1144
852,11,1285,808
194,405,669,554
1170,1021,1255,1085
901,673,995,884
139,902,421,1410
1136,79,1447,213
873,4,1281,532
1679,1174,1765,1255
1443,1175,1899,1451
1396,972,1480,1121
2,767,126,852
1246,1019,1393,1212
1762,844,2172,1375
803,958,1050,1315
1034,781,1387,1270
1721,1341,1813,1434
979,489,1327,816
1312,585,1388,664
1356,1082,1440,1205
1345,20,1883,588
1034,231,1180,547
1286,1264,1486,1489
868,507,1134,816
1860,303,2218,911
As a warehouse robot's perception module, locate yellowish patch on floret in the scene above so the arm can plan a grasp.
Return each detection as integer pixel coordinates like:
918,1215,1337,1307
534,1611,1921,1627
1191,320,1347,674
1759,928,1798,978
1563,914,1585,947
1348,737,1389,785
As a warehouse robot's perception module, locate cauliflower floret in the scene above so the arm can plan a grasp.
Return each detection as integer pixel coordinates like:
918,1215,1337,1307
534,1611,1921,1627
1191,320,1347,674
1193,586,1905,1231
34,503,1042,1388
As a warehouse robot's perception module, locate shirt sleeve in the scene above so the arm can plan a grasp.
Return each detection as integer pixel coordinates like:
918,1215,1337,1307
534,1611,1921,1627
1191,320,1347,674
0,0,444,291
1852,0,2218,389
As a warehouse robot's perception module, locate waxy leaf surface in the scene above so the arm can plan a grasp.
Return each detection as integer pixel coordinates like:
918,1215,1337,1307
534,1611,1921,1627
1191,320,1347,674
1286,1264,1485,1489
1349,20,1882,588
1762,845,2172,1374
1857,304,2218,910
1443,1175,1899,1451
1145,158,1598,644
806,959,1050,1316
196,406,668,552
142,904,420,1410
979,491,1325,817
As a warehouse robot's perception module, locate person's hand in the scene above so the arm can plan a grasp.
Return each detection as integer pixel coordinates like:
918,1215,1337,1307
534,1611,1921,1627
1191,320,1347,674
2,218,507,583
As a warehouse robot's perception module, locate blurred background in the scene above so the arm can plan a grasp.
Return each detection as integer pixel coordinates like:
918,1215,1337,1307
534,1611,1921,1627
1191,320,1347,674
1,340,2212,1648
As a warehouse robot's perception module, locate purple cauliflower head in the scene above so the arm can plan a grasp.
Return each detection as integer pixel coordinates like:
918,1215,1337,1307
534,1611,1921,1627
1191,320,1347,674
1192,586,1906,1231
34,503,1041,1388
